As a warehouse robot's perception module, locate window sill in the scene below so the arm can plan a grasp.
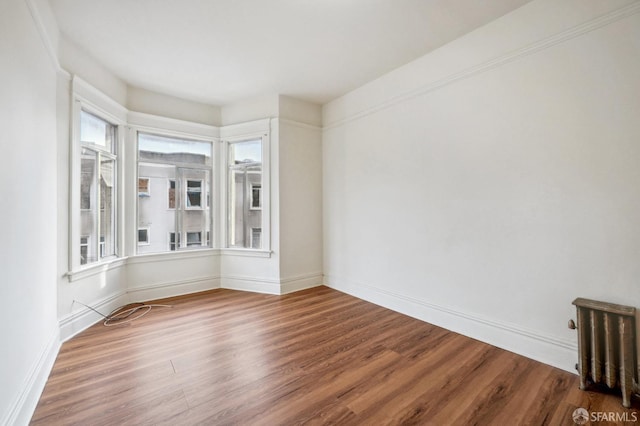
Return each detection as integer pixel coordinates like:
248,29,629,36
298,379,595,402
219,248,272,258
127,248,219,264
66,257,127,282
65,248,273,282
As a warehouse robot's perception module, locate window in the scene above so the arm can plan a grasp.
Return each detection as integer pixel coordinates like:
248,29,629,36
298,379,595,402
251,228,262,249
168,179,176,209
169,232,180,251
186,180,202,208
80,236,89,265
78,110,117,265
250,183,262,210
137,133,212,254
138,178,150,197
186,231,202,247
138,228,150,245
228,139,263,248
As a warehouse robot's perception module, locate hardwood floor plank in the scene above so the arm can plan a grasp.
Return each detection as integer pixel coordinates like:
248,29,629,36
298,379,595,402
32,286,639,425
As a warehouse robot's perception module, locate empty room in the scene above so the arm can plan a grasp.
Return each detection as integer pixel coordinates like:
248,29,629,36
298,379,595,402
1,0,640,424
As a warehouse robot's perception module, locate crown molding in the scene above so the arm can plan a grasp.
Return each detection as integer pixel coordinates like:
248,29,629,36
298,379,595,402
324,1,640,130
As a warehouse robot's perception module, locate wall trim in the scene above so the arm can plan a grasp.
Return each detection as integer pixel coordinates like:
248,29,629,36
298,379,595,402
66,258,127,282
128,111,220,140
280,272,323,294
2,329,60,426
73,76,129,124
127,276,221,301
279,118,322,131
59,291,129,342
323,1,640,130
126,249,219,265
325,274,578,374
23,0,68,78
221,276,282,295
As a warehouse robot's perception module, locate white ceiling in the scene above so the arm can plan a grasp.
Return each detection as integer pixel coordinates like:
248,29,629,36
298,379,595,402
49,0,533,106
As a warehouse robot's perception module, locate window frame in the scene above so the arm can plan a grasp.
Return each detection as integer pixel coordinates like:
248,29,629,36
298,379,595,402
69,82,126,274
135,130,215,255
223,131,270,252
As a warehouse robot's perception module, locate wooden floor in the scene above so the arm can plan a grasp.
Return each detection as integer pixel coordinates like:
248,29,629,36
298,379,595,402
32,286,638,425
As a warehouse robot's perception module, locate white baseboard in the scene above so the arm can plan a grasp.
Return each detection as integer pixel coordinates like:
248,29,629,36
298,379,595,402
280,273,323,294
127,276,221,302
325,275,578,374
2,329,60,426
59,291,129,342
221,275,281,295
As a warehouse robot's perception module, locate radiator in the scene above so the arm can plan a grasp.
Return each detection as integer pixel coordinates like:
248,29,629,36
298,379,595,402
571,297,638,408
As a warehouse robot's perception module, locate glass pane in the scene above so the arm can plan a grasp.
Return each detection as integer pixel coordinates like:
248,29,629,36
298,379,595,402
186,180,202,208
168,180,176,209
228,139,262,249
138,133,211,166
137,163,176,254
230,139,261,165
186,232,201,247
100,157,116,258
179,168,210,250
80,148,98,264
80,110,115,152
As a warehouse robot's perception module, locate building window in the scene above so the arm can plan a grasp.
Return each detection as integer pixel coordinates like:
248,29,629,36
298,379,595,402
186,231,202,247
137,132,212,254
186,180,202,209
228,139,262,248
138,178,150,197
80,236,89,265
251,228,262,249
138,228,150,245
168,179,176,209
250,183,262,210
78,110,117,265
169,232,180,251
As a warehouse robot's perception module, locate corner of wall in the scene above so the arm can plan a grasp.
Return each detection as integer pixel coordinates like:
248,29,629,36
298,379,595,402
2,328,60,426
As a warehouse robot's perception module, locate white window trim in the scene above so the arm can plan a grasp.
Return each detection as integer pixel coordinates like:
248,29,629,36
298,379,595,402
134,126,216,255
69,76,126,274
222,129,270,252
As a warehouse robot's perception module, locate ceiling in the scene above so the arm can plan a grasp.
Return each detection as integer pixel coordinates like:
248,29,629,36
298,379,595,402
49,0,533,106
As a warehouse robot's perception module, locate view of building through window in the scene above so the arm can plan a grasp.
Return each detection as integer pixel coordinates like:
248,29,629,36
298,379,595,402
79,110,117,265
228,139,262,249
137,133,212,254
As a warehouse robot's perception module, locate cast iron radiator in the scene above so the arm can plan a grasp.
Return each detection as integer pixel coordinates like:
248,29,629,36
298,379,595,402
571,297,638,408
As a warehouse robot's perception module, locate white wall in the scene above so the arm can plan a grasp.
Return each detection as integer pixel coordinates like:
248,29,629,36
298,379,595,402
323,0,640,373
59,36,127,106
127,86,221,126
0,0,60,423
278,120,323,290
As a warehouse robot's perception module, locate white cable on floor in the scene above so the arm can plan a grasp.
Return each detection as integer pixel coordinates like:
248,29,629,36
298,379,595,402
72,300,172,327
